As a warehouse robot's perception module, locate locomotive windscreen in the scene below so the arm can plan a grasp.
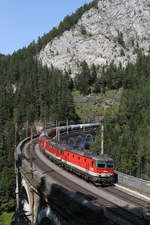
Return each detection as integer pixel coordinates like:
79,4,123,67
106,161,113,168
96,161,105,168
95,160,114,168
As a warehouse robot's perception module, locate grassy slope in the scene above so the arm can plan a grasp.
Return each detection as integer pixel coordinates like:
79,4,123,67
73,89,122,122
0,212,14,225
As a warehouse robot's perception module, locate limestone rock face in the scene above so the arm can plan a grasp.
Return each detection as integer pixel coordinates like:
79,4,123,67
38,0,150,77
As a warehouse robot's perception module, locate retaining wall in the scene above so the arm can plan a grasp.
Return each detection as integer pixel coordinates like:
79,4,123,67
116,171,150,195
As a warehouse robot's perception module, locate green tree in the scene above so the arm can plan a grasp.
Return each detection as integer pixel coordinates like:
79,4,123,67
75,61,91,95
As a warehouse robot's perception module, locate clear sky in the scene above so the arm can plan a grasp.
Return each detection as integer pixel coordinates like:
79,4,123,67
0,0,92,55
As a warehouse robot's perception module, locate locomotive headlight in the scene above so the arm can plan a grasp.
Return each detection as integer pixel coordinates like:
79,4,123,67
100,173,108,177
99,173,113,177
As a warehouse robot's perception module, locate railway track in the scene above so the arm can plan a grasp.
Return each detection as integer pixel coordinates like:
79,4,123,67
22,138,150,225
103,185,150,210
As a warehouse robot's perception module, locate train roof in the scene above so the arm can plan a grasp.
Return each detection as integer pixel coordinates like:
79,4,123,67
71,149,113,161
41,136,113,161
59,144,113,161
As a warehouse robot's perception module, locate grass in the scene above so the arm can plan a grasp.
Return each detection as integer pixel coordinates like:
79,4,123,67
73,89,122,122
0,212,14,225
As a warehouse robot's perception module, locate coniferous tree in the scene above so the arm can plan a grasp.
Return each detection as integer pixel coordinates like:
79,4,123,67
75,61,91,95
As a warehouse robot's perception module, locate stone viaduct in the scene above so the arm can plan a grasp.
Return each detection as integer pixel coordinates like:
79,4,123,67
12,123,102,225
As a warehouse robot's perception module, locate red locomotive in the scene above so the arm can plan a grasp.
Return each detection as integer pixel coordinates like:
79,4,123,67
39,125,114,185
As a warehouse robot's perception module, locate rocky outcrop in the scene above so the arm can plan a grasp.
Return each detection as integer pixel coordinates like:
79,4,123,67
38,0,150,77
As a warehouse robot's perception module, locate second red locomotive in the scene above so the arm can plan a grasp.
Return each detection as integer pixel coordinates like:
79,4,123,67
39,125,114,185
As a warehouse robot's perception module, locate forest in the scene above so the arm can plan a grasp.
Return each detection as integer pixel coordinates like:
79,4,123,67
74,50,150,180
0,0,99,216
0,47,79,215
91,51,150,180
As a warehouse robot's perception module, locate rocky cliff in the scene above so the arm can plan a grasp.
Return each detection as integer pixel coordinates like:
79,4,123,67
38,0,150,77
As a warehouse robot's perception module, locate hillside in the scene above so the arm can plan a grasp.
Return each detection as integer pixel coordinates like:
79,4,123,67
73,89,121,122
38,0,150,77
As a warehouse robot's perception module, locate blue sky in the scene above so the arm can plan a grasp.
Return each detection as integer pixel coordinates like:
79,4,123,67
0,0,92,55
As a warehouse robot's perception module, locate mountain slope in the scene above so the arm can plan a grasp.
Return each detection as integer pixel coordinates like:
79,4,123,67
38,0,150,77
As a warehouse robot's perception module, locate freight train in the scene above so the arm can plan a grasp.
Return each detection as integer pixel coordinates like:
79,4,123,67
39,124,114,185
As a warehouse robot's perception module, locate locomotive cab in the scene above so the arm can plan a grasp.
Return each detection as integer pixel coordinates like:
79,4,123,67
95,160,114,169
94,156,114,185
96,160,114,174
